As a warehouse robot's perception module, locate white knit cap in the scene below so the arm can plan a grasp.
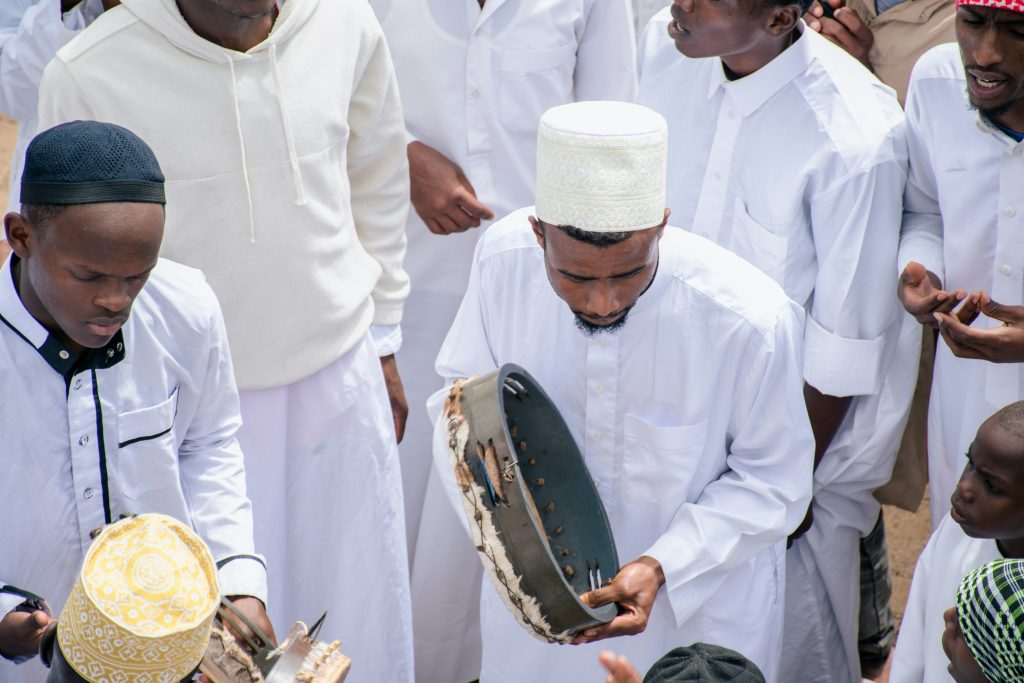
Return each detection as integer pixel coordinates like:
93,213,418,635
535,101,667,233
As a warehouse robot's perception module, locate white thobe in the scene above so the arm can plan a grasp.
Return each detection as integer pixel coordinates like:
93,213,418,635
638,16,918,682
0,0,104,214
632,0,668,34
898,43,1024,528
368,1,636,679
0,257,266,681
889,516,1001,682
430,209,814,682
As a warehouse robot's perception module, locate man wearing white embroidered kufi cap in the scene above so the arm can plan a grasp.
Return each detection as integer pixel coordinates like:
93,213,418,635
428,100,814,682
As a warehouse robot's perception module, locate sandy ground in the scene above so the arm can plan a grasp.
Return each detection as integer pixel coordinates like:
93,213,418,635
0,113,935,678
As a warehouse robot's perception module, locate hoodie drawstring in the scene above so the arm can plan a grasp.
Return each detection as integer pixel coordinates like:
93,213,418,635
225,55,257,243
270,44,307,207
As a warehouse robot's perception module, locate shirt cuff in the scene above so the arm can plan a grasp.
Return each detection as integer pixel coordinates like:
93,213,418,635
803,316,885,397
216,555,268,607
370,323,402,357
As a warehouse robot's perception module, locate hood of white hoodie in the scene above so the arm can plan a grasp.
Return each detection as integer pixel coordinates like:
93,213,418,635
120,0,319,61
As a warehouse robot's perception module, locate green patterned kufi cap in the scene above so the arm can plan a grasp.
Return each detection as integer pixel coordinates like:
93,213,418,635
957,559,1024,682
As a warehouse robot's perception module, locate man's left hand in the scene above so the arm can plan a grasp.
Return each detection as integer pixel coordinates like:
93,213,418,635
380,354,408,443
571,556,664,644
224,596,276,651
934,292,1024,363
805,1,874,67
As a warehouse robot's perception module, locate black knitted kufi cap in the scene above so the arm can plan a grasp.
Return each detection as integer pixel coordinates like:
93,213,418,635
20,120,166,205
642,644,767,683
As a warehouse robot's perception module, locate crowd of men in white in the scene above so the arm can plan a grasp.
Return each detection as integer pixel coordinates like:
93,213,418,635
1,0,1023,681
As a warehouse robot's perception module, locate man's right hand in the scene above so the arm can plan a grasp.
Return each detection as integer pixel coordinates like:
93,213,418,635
408,141,494,235
804,0,874,68
899,261,964,328
0,608,52,660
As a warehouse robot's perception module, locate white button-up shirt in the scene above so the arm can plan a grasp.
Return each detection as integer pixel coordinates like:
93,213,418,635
899,43,1024,525
431,209,814,681
889,516,1001,683
0,0,105,214
369,0,637,295
639,13,918,501
0,257,266,679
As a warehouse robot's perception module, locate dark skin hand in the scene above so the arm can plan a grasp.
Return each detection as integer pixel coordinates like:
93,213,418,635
571,556,664,645
598,650,643,683
899,261,967,328
380,354,408,443
223,596,277,650
788,384,851,543
0,605,52,659
408,141,494,235
935,290,1024,363
804,0,874,67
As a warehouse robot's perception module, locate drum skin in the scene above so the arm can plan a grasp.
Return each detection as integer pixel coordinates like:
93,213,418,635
454,364,619,638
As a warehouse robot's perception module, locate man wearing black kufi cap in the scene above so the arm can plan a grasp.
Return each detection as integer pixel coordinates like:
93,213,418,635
0,120,272,682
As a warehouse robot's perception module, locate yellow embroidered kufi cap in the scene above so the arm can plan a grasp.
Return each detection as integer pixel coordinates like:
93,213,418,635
535,101,668,233
58,514,220,683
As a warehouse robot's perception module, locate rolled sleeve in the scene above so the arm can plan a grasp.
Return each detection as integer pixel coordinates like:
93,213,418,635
370,323,402,357
216,555,268,605
803,315,885,397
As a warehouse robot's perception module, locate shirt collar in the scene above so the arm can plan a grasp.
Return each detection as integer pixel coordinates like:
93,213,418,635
975,112,1024,148
0,255,126,378
707,22,815,118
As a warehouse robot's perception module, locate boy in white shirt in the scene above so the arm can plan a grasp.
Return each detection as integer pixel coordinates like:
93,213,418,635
891,401,1024,682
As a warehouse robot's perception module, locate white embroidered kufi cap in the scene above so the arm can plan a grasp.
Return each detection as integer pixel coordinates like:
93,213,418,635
535,101,668,233
57,514,220,683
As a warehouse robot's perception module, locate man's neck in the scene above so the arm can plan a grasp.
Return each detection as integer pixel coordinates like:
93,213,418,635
175,0,277,53
721,29,797,81
997,536,1024,559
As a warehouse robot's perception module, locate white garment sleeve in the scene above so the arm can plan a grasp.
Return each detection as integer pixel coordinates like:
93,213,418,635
370,323,402,357
574,0,638,103
0,0,86,122
347,13,411,327
803,149,908,397
177,284,268,605
887,529,933,683
642,299,815,627
899,75,945,285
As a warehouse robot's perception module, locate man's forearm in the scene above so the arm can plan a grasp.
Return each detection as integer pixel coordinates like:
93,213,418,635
804,383,852,470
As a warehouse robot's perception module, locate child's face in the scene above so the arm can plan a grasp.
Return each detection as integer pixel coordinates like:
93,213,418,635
941,607,988,683
950,420,1024,540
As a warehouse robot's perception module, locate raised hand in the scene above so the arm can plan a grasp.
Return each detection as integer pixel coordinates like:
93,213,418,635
598,650,643,683
899,261,964,328
935,291,1024,363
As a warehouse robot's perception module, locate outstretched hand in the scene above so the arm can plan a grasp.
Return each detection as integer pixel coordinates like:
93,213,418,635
571,556,664,645
934,291,1024,363
899,261,964,327
599,650,643,683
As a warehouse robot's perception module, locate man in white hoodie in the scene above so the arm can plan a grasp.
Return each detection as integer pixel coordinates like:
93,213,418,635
36,1,414,681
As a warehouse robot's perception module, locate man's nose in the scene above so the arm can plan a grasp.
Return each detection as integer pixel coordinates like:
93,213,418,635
95,281,131,313
973,26,1004,68
674,0,695,12
587,283,621,319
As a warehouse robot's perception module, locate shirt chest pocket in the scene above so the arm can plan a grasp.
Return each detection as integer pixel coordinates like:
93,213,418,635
116,387,179,502
729,197,789,285
498,43,577,132
622,414,708,503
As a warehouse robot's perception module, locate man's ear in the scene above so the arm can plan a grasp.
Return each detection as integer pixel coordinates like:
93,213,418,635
3,212,35,259
529,215,546,249
765,5,800,37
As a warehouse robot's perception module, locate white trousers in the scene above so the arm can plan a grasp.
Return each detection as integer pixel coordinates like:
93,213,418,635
237,333,414,683
397,288,483,683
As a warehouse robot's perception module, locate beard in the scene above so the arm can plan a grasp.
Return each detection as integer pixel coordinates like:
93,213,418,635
573,309,630,336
